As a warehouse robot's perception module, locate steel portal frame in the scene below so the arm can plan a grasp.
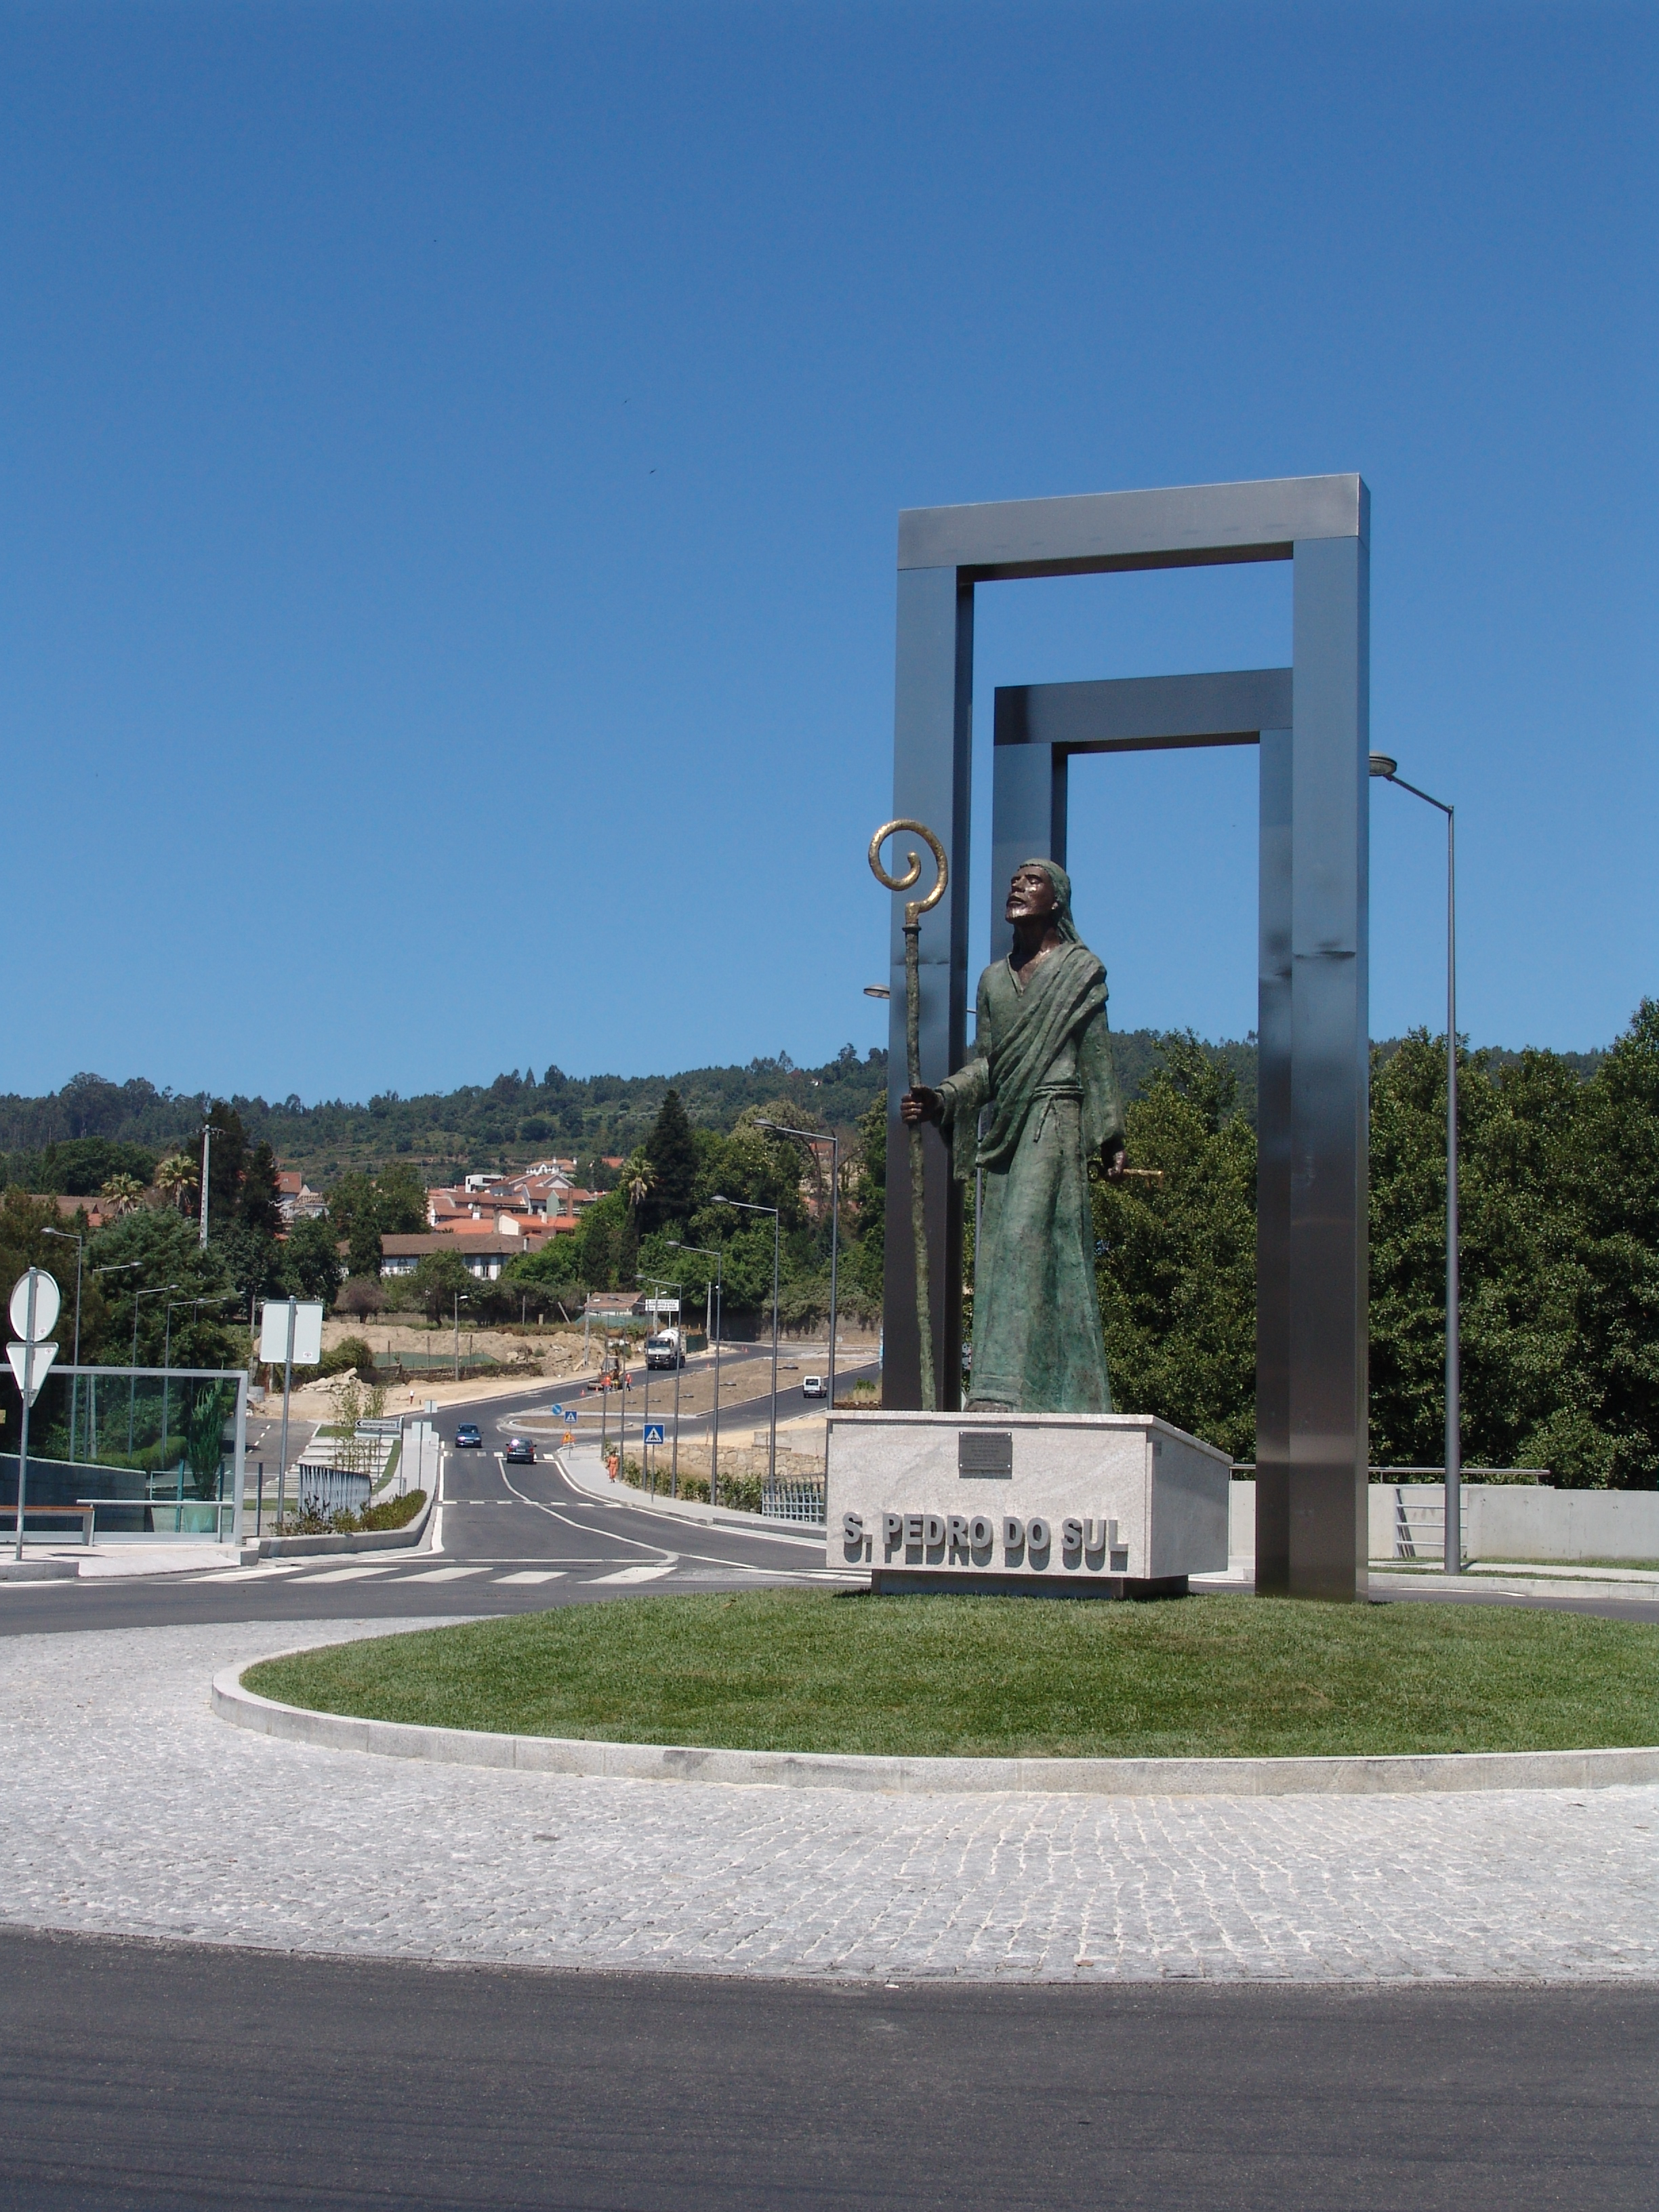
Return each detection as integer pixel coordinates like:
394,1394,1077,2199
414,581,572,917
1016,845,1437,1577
883,474,1370,1601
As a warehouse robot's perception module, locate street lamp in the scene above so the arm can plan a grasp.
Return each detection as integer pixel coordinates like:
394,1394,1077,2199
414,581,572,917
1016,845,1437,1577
41,1227,84,1462
637,1273,683,1496
125,1282,178,1455
711,1195,780,1500
754,1120,840,1412
453,1288,472,1382
198,1123,224,1249
163,1294,235,1474
668,1240,723,1506
1371,751,1461,1576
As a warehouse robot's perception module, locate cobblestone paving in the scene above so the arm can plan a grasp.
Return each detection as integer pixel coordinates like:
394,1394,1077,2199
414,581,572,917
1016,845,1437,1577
3,1619,1657,1984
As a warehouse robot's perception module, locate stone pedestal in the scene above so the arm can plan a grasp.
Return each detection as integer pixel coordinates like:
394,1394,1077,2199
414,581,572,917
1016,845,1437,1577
825,1410,1230,1597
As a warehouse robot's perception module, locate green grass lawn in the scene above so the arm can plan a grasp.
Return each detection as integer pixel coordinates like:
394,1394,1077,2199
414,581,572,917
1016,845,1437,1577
242,1591,1659,1760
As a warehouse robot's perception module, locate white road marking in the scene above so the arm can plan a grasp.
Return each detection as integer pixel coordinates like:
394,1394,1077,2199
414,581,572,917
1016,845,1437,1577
296,1563,407,1583
495,1570,565,1584
394,1565,489,1582
586,1562,678,1585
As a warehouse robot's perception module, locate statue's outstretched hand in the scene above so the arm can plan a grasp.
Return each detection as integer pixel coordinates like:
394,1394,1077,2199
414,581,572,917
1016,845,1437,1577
1101,1139,1127,1181
901,1086,942,1127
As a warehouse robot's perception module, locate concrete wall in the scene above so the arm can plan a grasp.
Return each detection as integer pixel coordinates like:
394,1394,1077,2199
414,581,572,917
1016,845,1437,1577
1229,1480,1659,1565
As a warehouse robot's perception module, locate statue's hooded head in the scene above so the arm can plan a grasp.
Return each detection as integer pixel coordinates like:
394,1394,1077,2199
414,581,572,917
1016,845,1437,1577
1012,857,1081,944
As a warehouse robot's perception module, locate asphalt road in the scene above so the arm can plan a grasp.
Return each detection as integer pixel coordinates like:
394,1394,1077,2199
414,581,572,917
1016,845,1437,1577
1,1924,1654,2211
0,1364,851,1639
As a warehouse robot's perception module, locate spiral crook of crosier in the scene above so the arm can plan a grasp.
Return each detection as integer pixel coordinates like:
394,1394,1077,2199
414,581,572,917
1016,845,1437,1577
867,818,947,927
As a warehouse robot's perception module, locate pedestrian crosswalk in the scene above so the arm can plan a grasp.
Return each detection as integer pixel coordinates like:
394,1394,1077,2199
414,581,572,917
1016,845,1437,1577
176,1553,836,1591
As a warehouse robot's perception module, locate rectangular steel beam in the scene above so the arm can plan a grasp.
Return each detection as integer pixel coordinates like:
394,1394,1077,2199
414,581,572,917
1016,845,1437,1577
994,668,1292,753
900,475,1364,580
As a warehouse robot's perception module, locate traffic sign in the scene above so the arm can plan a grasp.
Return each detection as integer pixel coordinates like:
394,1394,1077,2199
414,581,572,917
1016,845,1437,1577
9,1269,60,1343
7,1340,58,1404
643,1422,665,1445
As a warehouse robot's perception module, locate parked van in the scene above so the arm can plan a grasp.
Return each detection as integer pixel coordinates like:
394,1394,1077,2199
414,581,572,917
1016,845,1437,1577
801,1374,827,1399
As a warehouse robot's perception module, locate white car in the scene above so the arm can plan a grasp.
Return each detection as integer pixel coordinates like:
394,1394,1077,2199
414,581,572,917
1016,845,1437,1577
801,1375,827,1399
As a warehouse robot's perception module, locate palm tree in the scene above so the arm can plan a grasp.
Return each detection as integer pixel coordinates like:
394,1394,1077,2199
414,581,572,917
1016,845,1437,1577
623,1152,655,1212
98,1173,146,1218
154,1155,197,1214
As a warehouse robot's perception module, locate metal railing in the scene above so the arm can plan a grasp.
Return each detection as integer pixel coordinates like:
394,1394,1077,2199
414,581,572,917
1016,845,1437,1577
762,1478,826,1525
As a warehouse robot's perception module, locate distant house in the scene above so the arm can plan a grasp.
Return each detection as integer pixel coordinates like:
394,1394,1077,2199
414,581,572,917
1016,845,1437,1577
276,1170,326,1224
380,1231,548,1284
425,1168,583,1231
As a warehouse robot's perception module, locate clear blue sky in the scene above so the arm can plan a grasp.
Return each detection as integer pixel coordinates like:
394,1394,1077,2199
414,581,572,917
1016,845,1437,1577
4,1,1652,1104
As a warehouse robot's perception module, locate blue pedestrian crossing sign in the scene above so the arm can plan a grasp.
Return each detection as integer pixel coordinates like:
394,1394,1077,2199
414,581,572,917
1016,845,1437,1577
643,1422,665,1445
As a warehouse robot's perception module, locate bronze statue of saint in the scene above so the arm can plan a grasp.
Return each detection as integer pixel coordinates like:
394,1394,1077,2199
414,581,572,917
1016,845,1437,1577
902,859,1125,1413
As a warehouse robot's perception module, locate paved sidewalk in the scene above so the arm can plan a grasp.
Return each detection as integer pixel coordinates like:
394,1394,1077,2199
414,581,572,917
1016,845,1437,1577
3,1619,1656,1985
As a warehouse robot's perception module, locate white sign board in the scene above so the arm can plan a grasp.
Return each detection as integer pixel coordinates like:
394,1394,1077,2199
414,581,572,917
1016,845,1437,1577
7,1340,59,1404
258,1299,324,1366
9,1269,60,1343
826,1411,1230,1592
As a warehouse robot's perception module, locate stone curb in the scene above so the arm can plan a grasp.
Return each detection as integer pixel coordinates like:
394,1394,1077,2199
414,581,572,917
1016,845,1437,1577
213,1649,1659,1798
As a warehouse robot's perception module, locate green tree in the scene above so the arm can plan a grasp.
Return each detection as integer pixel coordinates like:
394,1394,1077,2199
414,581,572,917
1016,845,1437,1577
373,1160,429,1235
848,1099,886,1307
409,1247,471,1324
1574,1000,1659,1487
1370,1032,1601,1479
238,1141,283,1238
82,1208,240,1368
98,1173,146,1217
203,1103,250,1229
1092,1035,1258,1461
285,1214,345,1307
346,1208,384,1282
642,1088,697,1231
36,1138,157,1195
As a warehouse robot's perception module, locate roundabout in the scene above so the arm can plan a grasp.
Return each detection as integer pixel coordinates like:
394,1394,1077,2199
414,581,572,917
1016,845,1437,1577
237,1588,1659,1777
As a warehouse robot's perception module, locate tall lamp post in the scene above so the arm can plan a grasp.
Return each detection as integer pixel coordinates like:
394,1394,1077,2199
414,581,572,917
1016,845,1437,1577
41,1227,84,1462
125,1282,178,1455
711,1195,780,1500
162,1294,235,1477
198,1124,224,1249
1371,752,1460,1576
668,1240,723,1507
637,1274,684,1496
754,1120,840,1412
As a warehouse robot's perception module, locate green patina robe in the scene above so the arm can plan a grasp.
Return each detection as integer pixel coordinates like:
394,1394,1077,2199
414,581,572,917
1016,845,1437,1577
936,943,1124,1414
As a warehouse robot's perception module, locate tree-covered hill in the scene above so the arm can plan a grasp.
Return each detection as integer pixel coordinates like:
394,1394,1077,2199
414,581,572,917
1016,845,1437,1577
1,1029,1277,1191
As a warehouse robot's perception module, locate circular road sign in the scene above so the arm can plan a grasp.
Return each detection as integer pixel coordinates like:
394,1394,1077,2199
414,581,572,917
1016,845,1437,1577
9,1268,61,1343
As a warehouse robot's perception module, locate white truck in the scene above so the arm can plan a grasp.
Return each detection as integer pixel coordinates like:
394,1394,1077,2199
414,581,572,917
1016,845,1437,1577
644,1329,686,1371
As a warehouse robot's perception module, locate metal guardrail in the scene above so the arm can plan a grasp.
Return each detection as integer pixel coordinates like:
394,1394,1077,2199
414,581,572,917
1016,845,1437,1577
295,1465,372,1517
762,1479,826,1526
